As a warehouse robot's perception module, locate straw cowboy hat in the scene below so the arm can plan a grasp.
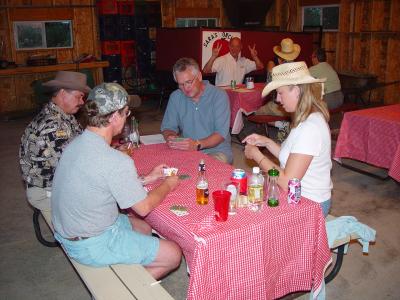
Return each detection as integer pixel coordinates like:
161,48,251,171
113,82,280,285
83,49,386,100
262,61,326,98
273,38,301,61
43,71,91,93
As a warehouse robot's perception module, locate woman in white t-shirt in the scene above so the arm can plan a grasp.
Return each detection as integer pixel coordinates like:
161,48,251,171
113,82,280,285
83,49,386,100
243,61,332,216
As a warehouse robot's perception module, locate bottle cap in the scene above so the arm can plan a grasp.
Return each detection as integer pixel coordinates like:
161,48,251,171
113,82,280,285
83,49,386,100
268,168,279,177
252,166,260,174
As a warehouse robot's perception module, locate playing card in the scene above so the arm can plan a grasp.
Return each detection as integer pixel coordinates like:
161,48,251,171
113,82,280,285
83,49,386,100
170,205,189,217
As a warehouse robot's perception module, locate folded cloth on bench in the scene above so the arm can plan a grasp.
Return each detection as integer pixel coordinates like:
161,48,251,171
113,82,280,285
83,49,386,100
326,216,376,253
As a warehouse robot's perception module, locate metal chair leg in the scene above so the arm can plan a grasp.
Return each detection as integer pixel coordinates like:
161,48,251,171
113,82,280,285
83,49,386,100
33,208,58,247
325,244,345,284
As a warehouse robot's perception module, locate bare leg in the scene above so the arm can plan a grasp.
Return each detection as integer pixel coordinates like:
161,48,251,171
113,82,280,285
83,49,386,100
144,239,182,279
128,214,152,235
127,214,182,279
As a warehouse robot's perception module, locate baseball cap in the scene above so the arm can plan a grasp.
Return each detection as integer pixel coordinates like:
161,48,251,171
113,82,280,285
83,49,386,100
87,83,128,115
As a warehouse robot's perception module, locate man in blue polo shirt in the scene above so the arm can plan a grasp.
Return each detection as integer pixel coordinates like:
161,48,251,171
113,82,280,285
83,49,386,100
161,57,233,164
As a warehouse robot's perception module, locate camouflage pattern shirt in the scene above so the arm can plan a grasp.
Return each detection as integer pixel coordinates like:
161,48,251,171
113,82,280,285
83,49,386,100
19,102,82,188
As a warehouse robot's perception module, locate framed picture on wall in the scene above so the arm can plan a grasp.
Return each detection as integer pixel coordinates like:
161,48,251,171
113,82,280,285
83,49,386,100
14,20,73,50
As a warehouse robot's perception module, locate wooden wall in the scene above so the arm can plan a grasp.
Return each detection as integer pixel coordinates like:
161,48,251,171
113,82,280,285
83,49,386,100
160,0,399,105
327,0,400,104
1,0,398,113
0,0,101,113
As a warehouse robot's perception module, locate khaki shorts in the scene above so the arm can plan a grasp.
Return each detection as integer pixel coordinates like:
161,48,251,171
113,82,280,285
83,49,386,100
26,186,52,211
255,101,289,117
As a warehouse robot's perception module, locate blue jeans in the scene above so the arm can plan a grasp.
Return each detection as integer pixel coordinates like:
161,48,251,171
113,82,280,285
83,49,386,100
320,199,331,217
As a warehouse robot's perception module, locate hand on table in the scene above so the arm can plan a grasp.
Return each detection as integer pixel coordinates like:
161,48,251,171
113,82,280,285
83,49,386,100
242,133,270,147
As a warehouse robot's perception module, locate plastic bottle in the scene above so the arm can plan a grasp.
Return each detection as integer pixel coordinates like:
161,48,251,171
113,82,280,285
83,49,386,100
267,168,280,207
247,166,264,211
196,159,209,205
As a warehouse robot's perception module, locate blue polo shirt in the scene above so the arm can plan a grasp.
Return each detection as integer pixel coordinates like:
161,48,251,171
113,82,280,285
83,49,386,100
161,81,232,163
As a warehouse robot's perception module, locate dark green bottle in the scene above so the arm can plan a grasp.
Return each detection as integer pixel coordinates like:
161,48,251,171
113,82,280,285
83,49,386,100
267,168,279,207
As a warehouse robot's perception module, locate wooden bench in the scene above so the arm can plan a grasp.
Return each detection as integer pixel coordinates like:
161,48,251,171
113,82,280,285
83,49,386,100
324,214,363,284
39,210,174,300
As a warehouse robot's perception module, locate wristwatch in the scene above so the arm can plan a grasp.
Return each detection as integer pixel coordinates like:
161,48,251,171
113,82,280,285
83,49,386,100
196,140,201,151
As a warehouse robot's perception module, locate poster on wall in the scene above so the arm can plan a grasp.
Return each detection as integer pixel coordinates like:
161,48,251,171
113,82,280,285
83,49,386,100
201,30,241,69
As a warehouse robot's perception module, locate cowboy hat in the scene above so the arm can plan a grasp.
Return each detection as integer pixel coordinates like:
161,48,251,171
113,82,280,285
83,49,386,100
262,61,326,98
42,71,91,93
273,38,301,61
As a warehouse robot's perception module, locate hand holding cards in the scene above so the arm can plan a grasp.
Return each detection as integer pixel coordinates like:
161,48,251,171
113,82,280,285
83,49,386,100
163,167,178,176
167,136,191,150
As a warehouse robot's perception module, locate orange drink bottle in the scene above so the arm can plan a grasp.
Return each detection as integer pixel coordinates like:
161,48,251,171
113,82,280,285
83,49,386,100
196,159,209,205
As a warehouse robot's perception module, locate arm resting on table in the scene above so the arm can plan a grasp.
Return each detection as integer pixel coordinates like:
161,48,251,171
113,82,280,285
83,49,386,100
132,177,178,217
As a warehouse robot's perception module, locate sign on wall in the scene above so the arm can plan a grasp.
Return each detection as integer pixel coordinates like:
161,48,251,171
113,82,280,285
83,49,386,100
201,30,241,69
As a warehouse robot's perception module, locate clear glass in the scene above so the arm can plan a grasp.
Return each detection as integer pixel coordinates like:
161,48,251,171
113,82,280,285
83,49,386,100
121,122,131,144
129,117,140,148
223,181,239,215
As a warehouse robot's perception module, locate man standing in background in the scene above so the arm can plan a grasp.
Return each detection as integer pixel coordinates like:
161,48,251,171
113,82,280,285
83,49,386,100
203,37,264,86
309,48,344,109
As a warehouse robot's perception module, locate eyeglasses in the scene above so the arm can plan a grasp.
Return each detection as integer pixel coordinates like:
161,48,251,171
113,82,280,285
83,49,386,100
177,73,198,89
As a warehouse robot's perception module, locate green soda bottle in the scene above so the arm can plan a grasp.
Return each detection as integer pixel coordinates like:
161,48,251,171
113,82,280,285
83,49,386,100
267,168,279,207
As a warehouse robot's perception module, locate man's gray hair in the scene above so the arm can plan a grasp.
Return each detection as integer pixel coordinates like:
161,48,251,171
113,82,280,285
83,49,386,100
172,57,200,81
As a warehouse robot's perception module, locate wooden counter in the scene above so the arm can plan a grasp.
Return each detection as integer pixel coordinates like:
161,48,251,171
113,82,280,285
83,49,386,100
0,61,109,114
0,61,109,77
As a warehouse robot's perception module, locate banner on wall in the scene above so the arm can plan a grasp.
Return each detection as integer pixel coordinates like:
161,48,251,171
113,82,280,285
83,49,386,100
201,30,241,69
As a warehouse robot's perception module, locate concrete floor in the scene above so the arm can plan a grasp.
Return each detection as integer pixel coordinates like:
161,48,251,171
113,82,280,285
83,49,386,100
1,100,399,300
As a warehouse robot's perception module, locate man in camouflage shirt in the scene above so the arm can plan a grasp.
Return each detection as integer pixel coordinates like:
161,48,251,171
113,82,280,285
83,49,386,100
19,71,91,211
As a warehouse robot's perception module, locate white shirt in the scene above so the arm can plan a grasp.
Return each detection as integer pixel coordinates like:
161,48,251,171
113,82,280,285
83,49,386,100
212,52,256,86
279,112,332,203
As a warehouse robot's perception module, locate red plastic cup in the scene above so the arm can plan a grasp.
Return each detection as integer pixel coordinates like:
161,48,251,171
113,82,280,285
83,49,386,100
212,190,231,222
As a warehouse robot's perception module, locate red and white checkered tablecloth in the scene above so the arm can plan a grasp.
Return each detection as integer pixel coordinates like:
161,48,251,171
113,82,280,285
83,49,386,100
132,144,331,300
225,83,265,134
334,104,400,182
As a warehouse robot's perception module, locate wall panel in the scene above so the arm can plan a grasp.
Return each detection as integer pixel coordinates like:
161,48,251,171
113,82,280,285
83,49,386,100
0,1,103,113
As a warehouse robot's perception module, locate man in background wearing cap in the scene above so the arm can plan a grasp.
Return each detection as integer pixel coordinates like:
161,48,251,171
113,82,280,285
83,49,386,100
203,37,264,86
51,83,181,279
309,48,344,109
240,38,301,142
256,38,301,116
19,71,90,212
